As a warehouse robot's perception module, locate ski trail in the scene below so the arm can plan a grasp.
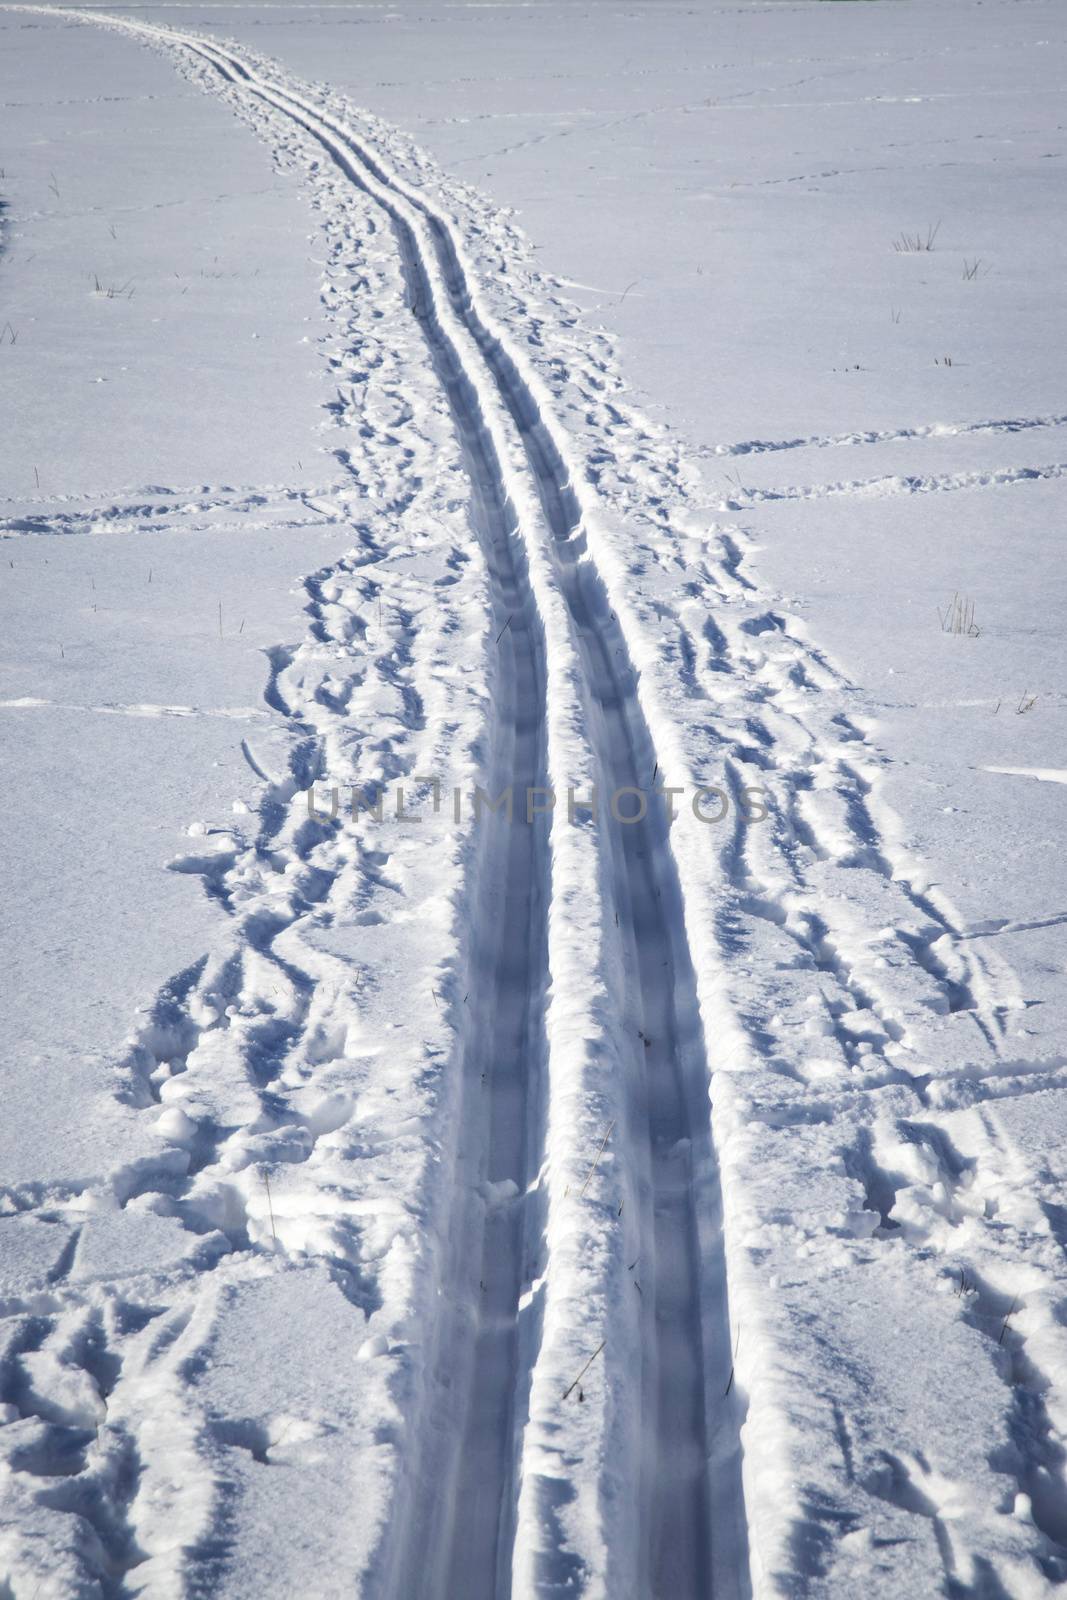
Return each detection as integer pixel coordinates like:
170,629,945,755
423,228,728,1588
175,42,554,1594
346,76,741,1592
358,150,551,1598
0,16,528,1586
352,91,551,1599
566,568,716,1596
7,5,1061,1593
151,24,739,1592
116,26,593,1593
391,270,549,1599
401,79,732,1588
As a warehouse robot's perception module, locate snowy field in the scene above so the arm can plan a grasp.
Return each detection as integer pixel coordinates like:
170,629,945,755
1,1,1066,1595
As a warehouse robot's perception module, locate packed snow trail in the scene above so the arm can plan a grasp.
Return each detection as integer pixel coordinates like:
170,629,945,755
5,8,1067,1600
563,560,716,1596
26,11,730,1593
397,58,728,1584
373,126,552,1599
143,22,737,1596
345,60,553,1597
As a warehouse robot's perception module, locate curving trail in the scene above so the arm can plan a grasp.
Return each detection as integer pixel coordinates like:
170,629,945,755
7,9,1065,1600
69,15,741,1596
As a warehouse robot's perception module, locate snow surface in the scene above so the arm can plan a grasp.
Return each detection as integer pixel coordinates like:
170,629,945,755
1,2,1066,1597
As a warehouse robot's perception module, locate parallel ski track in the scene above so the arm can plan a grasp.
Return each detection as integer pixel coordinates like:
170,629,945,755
172,32,722,1599
59,17,746,1597
178,43,554,1599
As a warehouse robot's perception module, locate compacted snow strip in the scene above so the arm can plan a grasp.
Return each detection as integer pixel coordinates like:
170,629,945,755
7,9,732,1595
5,8,1067,1600
144,22,751,1598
